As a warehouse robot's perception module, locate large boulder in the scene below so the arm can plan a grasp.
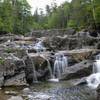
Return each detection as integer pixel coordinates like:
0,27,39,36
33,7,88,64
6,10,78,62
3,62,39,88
97,84,100,100
25,52,52,83
57,49,95,62
0,53,27,87
8,96,23,100
0,57,4,87
44,35,79,50
60,60,92,80
31,29,76,38
4,71,27,86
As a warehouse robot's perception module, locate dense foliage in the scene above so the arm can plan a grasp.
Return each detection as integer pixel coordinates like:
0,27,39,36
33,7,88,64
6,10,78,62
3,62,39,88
0,0,100,34
33,0,100,30
0,0,32,34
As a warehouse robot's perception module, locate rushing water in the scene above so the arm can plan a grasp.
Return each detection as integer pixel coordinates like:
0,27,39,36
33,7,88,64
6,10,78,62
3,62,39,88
40,54,53,79
53,53,68,79
0,80,96,100
26,50,38,83
33,40,46,52
86,54,100,89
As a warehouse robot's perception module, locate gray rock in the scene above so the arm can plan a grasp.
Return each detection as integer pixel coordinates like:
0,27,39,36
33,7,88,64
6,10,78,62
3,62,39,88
60,60,92,80
22,88,31,93
4,71,27,86
28,93,52,100
8,96,23,100
31,29,76,38
5,91,18,95
97,84,100,100
74,77,87,86
0,76,4,87
25,53,51,83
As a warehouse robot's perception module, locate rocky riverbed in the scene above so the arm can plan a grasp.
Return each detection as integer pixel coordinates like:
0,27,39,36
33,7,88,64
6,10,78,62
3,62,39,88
0,29,100,100
0,80,96,100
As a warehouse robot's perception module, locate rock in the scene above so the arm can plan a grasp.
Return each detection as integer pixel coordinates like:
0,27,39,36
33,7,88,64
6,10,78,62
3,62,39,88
60,60,92,80
2,54,25,77
31,29,76,38
0,76,4,87
97,84,100,100
8,96,23,100
14,36,36,41
58,49,95,62
5,91,18,95
22,88,31,93
0,57,5,87
25,53,52,83
0,53,28,87
28,93,51,100
4,71,27,86
74,77,87,86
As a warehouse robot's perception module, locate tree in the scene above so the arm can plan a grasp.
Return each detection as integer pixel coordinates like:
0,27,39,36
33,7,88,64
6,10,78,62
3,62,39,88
0,0,32,34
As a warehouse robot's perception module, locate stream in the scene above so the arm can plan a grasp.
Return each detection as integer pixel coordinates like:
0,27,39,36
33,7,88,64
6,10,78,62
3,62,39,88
0,80,96,100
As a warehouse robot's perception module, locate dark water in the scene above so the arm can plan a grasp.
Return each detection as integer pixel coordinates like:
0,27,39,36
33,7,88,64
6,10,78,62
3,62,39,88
0,80,96,100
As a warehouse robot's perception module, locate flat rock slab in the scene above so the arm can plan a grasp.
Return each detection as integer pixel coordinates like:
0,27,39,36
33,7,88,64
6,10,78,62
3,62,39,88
4,72,27,86
8,96,23,100
60,60,92,80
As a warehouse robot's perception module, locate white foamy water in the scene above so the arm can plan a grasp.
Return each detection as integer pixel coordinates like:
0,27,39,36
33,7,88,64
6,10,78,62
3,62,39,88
86,73,100,89
33,40,46,52
53,53,68,79
93,60,100,73
87,54,100,89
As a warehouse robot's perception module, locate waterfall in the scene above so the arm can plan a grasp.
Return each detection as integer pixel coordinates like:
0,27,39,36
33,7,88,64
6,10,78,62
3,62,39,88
33,40,46,52
86,73,100,89
40,55,53,79
53,53,68,79
86,54,100,89
47,59,53,78
26,50,38,83
93,54,100,73
30,57,38,83
93,60,100,73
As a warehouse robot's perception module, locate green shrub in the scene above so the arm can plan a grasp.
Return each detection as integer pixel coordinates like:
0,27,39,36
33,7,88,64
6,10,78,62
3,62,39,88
0,58,5,65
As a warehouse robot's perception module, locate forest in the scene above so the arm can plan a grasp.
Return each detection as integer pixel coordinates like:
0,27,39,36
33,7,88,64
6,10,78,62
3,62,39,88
0,0,100,34
0,0,100,100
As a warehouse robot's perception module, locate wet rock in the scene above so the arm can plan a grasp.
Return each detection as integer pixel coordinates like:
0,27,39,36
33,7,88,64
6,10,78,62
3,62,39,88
97,84,100,100
0,76,4,87
0,57,5,87
8,96,23,100
58,49,95,63
31,29,76,38
74,77,87,86
61,60,92,80
5,91,18,95
0,53,28,87
4,71,27,86
22,88,31,93
25,53,52,83
28,93,52,100
14,36,36,41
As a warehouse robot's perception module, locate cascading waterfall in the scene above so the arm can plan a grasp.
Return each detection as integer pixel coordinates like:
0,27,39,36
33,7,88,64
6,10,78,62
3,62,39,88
30,57,38,83
86,73,100,89
47,59,53,78
40,55,53,79
53,53,68,79
26,50,38,83
93,60,100,73
33,40,46,52
86,54,100,89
